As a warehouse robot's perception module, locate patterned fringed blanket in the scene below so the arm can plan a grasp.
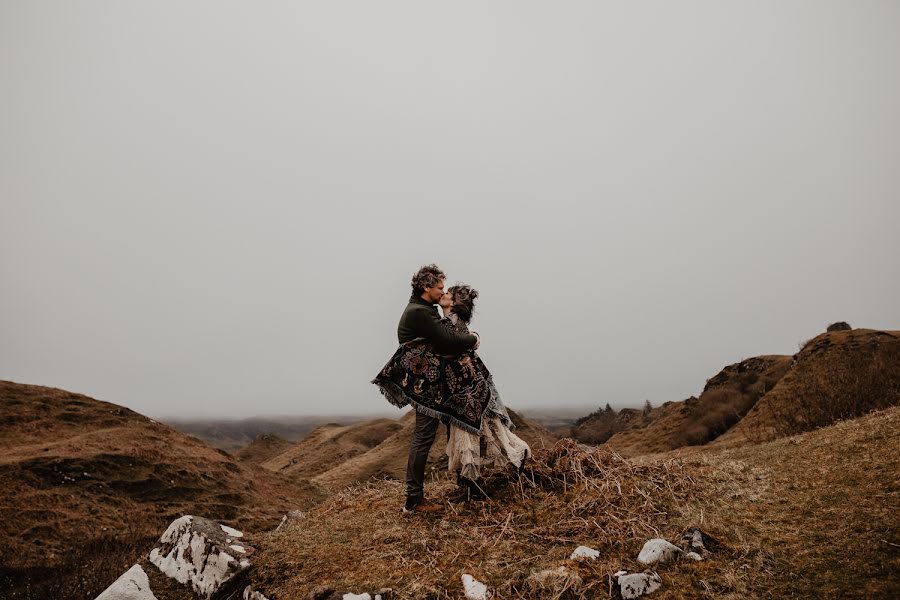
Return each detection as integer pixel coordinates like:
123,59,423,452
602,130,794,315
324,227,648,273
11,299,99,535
372,339,504,435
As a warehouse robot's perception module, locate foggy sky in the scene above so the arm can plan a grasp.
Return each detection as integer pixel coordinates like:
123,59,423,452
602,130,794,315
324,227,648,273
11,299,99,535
2,2,899,419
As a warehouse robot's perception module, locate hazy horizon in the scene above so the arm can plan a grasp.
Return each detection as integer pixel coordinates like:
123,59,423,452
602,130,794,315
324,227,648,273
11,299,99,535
3,2,898,420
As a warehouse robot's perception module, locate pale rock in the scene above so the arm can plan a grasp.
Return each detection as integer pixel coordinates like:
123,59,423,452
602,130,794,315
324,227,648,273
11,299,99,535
618,572,662,599
461,573,488,599
685,551,703,561
148,515,253,598
342,594,371,600
525,566,582,595
243,586,271,600
570,545,600,560
95,564,159,600
637,538,683,566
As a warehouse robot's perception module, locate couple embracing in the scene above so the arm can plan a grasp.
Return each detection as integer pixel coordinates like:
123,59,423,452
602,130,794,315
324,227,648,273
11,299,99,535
372,264,530,513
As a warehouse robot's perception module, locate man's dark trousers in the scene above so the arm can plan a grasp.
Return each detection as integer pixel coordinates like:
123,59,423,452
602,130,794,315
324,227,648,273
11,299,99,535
406,410,440,501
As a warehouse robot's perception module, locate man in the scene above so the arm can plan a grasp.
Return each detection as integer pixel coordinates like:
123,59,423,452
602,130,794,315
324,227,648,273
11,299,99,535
375,264,480,513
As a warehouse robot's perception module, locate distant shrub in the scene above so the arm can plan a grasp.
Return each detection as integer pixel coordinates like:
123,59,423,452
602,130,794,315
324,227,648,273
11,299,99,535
827,321,852,332
572,405,644,445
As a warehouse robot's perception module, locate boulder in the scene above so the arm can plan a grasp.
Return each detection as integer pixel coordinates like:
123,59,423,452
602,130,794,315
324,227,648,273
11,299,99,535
148,515,253,598
637,538,682,566
618,572,662,599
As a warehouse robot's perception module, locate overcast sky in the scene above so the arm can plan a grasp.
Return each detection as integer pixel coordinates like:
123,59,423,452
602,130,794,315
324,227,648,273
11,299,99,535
2,2,898,419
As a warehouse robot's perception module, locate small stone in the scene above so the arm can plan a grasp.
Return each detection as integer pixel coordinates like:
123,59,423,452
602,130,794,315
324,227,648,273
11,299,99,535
461,574,488,599
637,538,683,566
618,572,662,599
570,545,600,560
685,551,703,561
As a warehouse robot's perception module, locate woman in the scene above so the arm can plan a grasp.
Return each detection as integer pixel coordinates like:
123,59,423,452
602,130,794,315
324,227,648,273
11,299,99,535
438,284,530,500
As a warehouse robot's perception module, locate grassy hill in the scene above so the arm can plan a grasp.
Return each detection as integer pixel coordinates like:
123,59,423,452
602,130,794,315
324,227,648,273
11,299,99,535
602,355,793,456
571,328,899,456
715,328,900,445
260,418,404,478
0,381,323,600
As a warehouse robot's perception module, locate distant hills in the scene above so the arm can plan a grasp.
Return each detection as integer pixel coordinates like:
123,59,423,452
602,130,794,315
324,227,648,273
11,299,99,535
164,414,386,453
570,328,900,455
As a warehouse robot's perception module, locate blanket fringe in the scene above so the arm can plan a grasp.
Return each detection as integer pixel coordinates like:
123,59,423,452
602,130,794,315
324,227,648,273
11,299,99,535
373,380,486,437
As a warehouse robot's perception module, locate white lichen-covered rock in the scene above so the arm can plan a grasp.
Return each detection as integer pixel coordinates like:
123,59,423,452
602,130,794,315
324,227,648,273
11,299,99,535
148,515,253,598
95,564,159,600
637,538,683,565
525,566,582,595
618,571,662,599
685,551,703,561
570,545,600,560
461,573,488,599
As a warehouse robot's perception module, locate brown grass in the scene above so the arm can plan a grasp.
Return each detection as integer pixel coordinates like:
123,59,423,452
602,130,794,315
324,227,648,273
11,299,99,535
250,440,721,599
246,407,900,599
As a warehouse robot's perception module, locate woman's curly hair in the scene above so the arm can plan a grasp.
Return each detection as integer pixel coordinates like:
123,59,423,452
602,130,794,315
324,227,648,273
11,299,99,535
411,264,446,296
448,283,478,324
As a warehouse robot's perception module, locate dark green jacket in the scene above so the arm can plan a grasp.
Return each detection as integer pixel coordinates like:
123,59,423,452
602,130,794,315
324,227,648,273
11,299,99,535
397,295,478,355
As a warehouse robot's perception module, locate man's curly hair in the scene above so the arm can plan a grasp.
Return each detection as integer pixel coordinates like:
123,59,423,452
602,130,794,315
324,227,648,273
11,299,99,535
411,264,446,296
448,283,478,324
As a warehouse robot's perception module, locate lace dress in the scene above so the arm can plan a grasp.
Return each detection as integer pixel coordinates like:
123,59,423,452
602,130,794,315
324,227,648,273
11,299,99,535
441,313,531,480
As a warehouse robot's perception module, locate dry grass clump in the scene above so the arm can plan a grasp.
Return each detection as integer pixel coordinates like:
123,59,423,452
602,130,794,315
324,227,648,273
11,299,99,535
250,440,717,599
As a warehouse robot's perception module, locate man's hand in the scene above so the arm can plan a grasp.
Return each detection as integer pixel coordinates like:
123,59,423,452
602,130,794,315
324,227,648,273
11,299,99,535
472,332,481,350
